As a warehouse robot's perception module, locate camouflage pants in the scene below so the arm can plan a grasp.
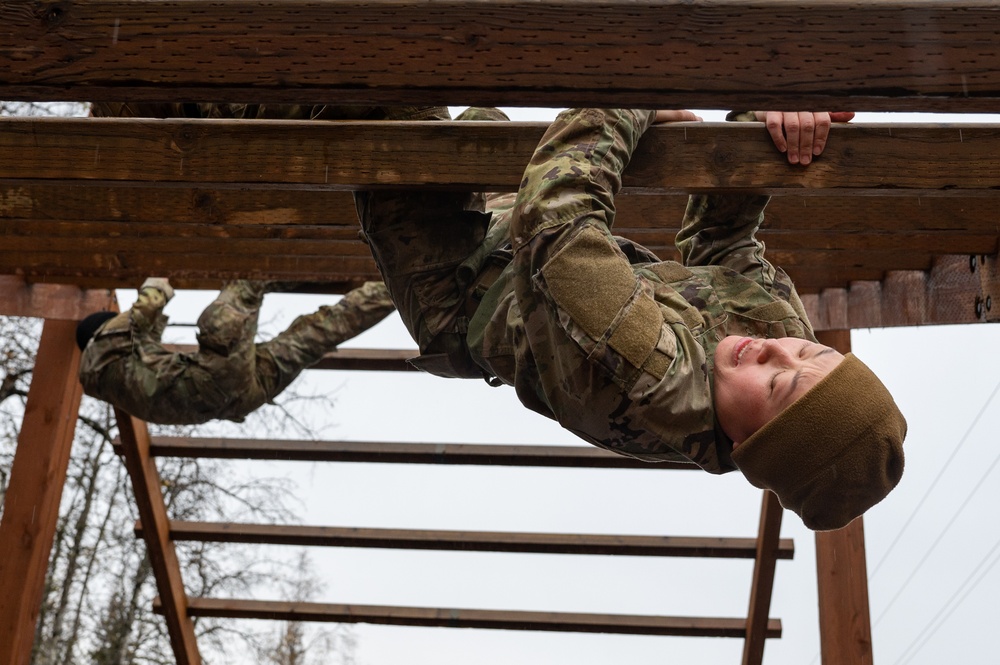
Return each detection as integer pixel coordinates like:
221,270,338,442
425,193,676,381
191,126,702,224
79,281,393,424
353,107,514,379
91,101,510,380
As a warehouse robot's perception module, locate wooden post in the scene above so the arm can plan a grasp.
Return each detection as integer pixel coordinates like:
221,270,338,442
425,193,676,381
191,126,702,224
0,319,84,665
814,330,873,665
116,412,201,664
742,490,784,665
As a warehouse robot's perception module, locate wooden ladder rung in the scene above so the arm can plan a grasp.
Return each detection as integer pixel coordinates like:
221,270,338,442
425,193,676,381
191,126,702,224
135,437,697,469
163,346,419,372
137,520,794,560
155,597,782,638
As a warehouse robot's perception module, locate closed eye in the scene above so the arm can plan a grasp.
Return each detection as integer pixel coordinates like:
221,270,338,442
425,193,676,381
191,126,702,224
770,371,782,393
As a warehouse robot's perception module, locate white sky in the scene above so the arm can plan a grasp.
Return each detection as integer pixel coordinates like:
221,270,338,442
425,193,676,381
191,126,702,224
131,107,1000,665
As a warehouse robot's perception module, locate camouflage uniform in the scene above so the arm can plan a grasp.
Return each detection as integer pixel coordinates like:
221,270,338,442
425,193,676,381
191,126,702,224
358,107,814,474
79,280,394,425
93,102,814,472
83,103,403,425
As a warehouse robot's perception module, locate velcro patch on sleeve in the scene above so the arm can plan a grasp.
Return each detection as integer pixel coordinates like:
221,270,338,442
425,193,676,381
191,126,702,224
542,225,664,371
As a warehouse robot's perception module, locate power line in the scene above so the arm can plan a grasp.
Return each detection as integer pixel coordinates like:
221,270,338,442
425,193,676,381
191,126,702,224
870,376,1000,580
873,397,1000,627
806,375,1000,665
892,532,1000,665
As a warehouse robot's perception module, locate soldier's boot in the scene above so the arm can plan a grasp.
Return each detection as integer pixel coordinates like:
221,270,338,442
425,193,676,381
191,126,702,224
255,281,395,399
128,277,174,334
77,276,174,350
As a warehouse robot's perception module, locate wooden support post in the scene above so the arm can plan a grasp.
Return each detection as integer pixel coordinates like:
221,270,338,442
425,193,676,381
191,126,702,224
0,320,84,665
115,412,201,664
742,490,784,665
814,330,873,665
975,252,1000,323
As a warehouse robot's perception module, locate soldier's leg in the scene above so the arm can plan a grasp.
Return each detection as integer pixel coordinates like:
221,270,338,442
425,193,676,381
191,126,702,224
193,280,266,379
117,279,273,423
354,106,509,378
254,281,395,399
83,277,173,344
83,280,268,424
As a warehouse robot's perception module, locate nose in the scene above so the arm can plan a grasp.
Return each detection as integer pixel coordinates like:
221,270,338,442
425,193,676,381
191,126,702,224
756,339,791,364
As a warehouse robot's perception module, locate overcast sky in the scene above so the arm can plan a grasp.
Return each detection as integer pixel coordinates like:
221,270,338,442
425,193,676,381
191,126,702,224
139,108,1000,665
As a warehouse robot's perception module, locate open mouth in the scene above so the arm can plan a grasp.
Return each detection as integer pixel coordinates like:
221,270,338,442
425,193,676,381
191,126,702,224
734,337,753,366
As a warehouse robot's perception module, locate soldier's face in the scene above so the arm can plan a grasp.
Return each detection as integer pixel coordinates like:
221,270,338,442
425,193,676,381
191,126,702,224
712,336,845,444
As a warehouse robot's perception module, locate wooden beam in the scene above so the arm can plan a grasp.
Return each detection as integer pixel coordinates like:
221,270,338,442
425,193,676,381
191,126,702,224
813,331,873,665
3,119,1000,194
975,252,1000,322
0,320,83,665
4,183,998,235
6,239,993,294
159,347,418,372
742,491,784,665
312,348,416,372
816,519,874,665
802,255,986,330
160,597,782,638
3,120,997,301
146,520,794,560
0,276,114,319
3,0,1000,112
114,412,201,665
143,437,698,469
0,245,950,290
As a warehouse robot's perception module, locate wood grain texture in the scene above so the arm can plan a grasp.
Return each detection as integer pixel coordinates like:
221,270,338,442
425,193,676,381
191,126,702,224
813,332,873,665
0,276,114,318
3,119,1000,194
146,520,795,559
2,119,998,304
3,0,1000,111
115,413,201,665
163,597,782,638
742,491,784,665
0,321,83,665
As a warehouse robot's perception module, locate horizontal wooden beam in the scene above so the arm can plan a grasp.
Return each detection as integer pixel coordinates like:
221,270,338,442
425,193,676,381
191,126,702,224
143,520,793,560
162,346,416,371
4,120,995,319
157,597,781,638
141,437,697,469
4,119,1000,194
4,183,997,234
0,245,955,288
3,0,1000,112
5,229,991,264
0,275,114,319
313,348,415,372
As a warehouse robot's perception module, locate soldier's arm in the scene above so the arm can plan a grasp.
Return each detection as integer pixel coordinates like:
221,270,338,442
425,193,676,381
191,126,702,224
676,111,853,291
674,111,773,277
507,108,666,408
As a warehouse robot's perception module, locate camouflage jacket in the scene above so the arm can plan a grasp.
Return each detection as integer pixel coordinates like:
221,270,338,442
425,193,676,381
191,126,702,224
468,109,815,473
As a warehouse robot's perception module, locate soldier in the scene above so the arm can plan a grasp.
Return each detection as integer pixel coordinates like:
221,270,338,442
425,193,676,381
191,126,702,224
76,279,393,425
76,104,399,426
352,105,905,531
83,102,906,529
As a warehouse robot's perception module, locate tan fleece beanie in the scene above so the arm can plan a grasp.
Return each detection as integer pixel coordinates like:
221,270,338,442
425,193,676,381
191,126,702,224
731,353,906,531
